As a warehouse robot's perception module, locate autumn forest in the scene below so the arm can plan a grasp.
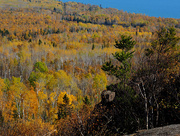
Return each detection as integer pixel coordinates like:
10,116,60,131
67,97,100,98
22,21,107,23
0,0,179,135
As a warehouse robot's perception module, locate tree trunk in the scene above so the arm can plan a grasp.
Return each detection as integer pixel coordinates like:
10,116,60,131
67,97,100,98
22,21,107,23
137,82,149,130
154,94,159,127
156,103,159,127
151,106,154,128
145,97,149,130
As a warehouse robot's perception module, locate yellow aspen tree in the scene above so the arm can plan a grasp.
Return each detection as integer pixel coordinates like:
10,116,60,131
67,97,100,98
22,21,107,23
0,78,5,120
26,87,39,120
92,71,107,103
9,77,27,120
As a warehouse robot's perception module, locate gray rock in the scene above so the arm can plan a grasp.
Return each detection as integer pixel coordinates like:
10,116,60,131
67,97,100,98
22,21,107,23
101,90,115,103
131,124,180,136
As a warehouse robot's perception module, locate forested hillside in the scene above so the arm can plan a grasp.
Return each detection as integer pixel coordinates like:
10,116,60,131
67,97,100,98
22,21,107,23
0,0,179,135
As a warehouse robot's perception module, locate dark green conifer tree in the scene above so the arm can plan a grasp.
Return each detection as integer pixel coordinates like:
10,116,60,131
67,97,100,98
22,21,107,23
83,96,90,105
57,94,72,120
92,43,95,50
102,35,136,88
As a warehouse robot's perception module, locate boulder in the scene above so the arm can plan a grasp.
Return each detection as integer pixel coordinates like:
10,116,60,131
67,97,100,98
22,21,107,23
101,90,115,103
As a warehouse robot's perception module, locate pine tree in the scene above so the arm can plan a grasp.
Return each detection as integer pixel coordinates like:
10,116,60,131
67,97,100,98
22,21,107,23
83,96,90,105
38,39,42,45
102,35,136,87
57,94,71,119
63,94,70,105
92,43,95,50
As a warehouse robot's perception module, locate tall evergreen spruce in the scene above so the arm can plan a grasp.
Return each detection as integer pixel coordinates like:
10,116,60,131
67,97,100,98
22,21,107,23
102,35,136,89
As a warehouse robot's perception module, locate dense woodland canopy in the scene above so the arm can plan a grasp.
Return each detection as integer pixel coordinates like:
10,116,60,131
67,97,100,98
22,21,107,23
0,0,179,135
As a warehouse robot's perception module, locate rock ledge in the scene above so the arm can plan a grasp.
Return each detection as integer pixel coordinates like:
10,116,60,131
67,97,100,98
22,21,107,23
130,124,180,136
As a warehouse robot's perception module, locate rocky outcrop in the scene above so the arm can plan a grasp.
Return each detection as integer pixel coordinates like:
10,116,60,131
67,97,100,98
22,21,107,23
101,90,115,104
131,124,180,136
